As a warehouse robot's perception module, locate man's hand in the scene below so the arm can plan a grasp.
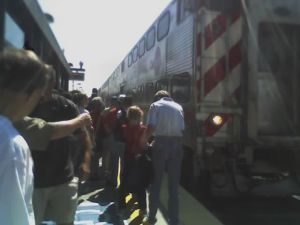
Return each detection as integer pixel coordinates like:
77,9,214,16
78,113,92,128
50,113,93,140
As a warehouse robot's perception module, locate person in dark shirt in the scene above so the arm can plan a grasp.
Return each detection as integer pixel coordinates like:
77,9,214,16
30,89,93,225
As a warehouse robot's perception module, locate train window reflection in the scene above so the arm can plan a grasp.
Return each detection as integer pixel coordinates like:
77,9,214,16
146,27,155,50
4,12,25,48
121,60,125,73
177,0,193,23
139,38,145,57
258,23,289,73
133,46,138,63
128,53,133,67
156,79,169,92
171,74,191,103
257,22,300,135
157,11,170,41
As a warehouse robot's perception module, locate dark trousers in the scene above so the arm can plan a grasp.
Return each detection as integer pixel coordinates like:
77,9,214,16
118,158,147,210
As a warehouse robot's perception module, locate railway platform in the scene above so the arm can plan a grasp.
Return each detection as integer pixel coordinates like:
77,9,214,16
73,176,223,225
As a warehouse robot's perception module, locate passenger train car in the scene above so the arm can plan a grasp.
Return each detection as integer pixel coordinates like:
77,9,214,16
100,0,300,196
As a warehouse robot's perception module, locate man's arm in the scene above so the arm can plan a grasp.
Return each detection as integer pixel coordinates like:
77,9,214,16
15,114,92,151
50,113,92,139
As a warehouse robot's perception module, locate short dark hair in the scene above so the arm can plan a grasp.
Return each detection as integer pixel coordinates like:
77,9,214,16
118,94,132,108
0,48,53,95
72,91,88,105
88,96,105,112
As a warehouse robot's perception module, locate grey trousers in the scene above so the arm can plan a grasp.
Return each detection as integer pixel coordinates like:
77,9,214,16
149,136,183,225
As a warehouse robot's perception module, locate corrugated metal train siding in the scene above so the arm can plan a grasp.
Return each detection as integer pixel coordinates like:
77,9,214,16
166,17,194,75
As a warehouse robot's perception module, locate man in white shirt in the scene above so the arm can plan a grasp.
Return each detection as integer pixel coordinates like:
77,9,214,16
144,90,185,225
0,49,53,225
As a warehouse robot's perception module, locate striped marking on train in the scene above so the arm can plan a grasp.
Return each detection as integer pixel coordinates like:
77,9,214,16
196,8,242,137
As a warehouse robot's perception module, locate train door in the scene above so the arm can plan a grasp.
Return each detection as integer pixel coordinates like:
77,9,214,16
247,0,300,139
257,23,300,137
242,1,300,196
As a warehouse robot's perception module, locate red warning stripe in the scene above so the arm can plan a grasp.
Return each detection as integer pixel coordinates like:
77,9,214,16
204,10,241,50
231,9,242,24
205,14,227,49
229,40,242,71
203,40,242,97
196,10,242,102
204,56,226,96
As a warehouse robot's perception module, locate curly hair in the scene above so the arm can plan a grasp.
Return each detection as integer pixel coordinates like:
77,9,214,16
127,105,144,121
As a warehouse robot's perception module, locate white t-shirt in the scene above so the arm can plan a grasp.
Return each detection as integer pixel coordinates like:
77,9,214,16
0,115,35,225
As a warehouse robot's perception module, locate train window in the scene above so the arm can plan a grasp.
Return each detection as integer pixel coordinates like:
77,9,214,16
258,22,292,74
139,85,144,94
146,27,156,50
145,82,155,102
4,12,25,48
139,38,146,57
177,0,193,23
157,12,170,41
121,60,125,73
171,74,191,103
128,53,133,67
133,46,138,63
156,79,169,91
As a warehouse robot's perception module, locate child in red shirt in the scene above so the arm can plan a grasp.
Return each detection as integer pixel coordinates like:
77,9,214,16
118,106,148,217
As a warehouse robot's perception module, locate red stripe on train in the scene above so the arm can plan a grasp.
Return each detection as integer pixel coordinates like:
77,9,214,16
202,40,242,97
229,40,242,71
196,13,242,102
204,56,226,96
231,9,242,24
205,14,227,49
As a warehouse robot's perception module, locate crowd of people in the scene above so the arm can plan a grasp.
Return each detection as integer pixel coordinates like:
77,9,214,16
0,48,185,225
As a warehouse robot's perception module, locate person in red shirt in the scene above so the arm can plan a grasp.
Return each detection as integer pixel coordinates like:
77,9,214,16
95,96,119,184
86,97,105,180
118,105,148,218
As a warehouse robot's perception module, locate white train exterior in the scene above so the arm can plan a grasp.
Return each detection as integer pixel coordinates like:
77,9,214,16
100,0,300,196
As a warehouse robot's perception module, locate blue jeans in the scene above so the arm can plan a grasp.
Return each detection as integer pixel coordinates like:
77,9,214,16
149,136,183,225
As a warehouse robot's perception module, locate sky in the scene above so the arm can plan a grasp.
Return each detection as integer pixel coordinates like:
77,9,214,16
38,0,173,94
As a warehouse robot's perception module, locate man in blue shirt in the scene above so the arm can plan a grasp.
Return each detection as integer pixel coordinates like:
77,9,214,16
144,90,185,225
